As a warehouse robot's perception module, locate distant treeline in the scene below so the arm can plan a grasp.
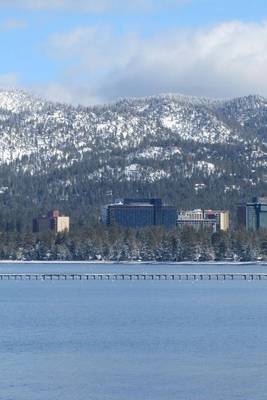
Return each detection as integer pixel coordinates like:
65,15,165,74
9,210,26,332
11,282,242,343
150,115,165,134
0,225,267,262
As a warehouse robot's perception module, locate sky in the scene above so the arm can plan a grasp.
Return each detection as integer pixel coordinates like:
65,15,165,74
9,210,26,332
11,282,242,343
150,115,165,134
0,0,267,105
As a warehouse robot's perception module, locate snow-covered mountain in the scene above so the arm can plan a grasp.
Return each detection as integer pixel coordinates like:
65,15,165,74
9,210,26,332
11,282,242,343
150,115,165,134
0,90,262,168
0,89,267,217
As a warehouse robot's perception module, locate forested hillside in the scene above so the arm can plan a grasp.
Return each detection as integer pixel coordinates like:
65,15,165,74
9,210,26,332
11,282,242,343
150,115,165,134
0,90,267,232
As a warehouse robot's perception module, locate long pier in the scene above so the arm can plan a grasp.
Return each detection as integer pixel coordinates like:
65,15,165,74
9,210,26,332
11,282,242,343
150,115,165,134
0,273,266,281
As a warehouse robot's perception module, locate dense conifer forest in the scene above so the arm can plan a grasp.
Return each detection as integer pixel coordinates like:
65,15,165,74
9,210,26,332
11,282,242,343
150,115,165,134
0,225,266,262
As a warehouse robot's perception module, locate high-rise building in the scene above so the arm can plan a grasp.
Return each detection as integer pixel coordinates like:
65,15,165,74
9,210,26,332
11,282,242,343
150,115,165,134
101,199,177,229
33,209,70,234
237,197,267,230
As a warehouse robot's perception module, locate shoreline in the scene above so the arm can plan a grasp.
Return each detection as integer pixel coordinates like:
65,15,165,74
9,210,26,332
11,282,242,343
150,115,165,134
0,260,266,265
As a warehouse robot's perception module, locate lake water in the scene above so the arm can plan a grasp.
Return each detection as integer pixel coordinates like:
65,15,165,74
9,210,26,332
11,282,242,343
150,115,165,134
1,262,267,400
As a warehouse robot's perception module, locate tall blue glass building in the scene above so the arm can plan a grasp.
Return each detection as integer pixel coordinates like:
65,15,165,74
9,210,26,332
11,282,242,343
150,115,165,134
101,199,177,229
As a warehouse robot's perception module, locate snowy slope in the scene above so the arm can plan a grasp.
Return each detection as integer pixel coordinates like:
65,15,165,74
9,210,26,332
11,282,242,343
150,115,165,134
0,90,266,187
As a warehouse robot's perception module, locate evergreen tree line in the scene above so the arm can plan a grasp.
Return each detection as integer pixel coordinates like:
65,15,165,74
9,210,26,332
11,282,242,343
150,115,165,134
1,225,267,262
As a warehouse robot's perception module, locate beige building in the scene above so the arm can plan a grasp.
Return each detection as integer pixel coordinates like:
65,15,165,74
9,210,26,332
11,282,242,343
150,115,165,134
55,216,70,233
218,211,230,231
33,209,70,234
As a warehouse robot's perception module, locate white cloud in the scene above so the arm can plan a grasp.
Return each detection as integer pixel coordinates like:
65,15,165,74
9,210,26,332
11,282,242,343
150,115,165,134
48,26,135,73
0,18,27,30
0,73,19,88
43,20,267,105
33,82,101,105
0,0,189,12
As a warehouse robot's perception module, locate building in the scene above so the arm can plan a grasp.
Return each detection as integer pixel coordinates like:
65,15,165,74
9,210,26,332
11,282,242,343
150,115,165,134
204,210,230,231
101,198,177,229
177,209,217,232
33,209,70,234
237,204,246,228
218,211,230,231
177,209,229,233
54,216,70,233
237,197,267,230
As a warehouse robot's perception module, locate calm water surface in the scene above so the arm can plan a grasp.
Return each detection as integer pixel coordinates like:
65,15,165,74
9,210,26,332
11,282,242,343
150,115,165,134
1,262,267,400
1,261,267,274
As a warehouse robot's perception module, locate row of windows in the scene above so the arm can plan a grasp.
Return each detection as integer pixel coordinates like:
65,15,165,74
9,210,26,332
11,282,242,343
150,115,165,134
107,206,176,229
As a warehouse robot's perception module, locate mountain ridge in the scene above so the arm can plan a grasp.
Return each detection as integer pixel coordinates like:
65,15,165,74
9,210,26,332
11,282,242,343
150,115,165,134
0,88,265,112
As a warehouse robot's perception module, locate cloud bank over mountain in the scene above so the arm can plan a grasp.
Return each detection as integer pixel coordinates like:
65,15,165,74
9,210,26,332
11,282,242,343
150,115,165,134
40,20,267,105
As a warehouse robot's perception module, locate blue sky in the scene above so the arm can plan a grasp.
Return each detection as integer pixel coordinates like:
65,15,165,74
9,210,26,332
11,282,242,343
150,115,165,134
0,0,267,104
